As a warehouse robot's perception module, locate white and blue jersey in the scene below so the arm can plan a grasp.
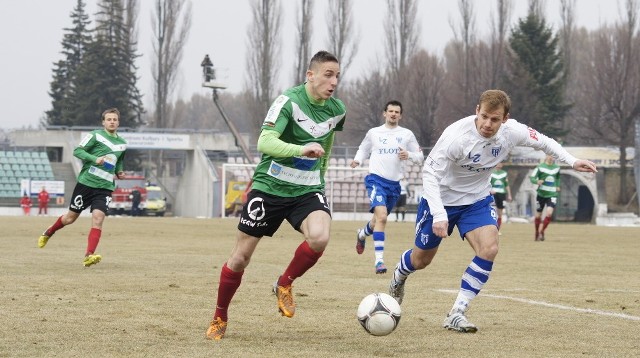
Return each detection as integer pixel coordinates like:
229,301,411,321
422,116,577,223
353,124,423,212
417,116,577,243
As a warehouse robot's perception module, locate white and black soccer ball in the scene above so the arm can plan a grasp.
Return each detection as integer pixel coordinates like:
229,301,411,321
357,292,402,336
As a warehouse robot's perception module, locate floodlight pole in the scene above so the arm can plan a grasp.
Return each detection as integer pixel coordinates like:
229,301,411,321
201,54,255,164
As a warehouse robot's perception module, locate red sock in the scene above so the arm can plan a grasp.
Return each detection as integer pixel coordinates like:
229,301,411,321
534,217,541,234
214,263,243,322
542,216,552,231
497,217,502,229
47,216,66,235
278,241,324,287
85,228,101,255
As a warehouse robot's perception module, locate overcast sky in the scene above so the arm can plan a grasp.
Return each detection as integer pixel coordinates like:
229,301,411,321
0,0,624,130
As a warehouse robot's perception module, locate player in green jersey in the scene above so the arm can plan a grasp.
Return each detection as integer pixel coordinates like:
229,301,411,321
206,51,346,340
490,162,512,232
38,108,127,266
530,155,560,241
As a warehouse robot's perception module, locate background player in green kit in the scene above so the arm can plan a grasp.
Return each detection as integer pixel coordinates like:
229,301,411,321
38,108,127,267
206,51,346,340
530,154,560,241
490,162,512,232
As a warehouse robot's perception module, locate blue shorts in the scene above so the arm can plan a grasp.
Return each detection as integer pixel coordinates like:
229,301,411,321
364,174,401,213
414,195,497,250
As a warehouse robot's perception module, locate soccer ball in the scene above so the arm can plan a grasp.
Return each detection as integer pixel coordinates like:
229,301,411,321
357,292,402,336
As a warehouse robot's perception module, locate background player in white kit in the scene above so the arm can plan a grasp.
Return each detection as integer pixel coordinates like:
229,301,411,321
388,90,597,332
351,100,423,274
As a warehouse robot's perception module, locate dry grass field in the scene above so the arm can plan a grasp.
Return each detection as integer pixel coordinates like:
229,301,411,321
1,216,639,357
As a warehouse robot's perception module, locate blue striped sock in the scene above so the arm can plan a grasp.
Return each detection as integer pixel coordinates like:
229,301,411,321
373,232,385,262
363,222,373,236
394,249,415,282
454,256,493,311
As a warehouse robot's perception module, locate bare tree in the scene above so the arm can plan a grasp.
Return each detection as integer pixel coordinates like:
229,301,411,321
571,0,640,204
150,0,191,129
402,50,445,147
489,0,513,87
325,0,359,79
449,0,476,105
384,0,420,75
246,0,282,119
559,0,575,78
293,0,313,85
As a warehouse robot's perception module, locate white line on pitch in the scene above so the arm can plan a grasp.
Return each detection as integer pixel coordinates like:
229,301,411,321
437,289,640,321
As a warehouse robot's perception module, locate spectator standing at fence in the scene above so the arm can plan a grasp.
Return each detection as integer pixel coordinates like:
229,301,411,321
388,89,597,333
205,51,346,340
20,194,32,216
490,162,512,232
351,100,423,274
37,108,127,267
38,187,50,216
530,154,561,241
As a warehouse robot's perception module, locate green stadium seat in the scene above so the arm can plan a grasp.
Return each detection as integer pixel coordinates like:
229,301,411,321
8,157,17,164
39,152,48,159
2,163,9,170
11,164,19,171
6,151,14,157
0,190,9,197
0,151,5,157
15,151,23,158
11,190,22,198
27,164,35,171
23,157,34,164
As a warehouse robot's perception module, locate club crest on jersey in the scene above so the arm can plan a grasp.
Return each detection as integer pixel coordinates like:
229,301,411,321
527,127,539,141
269,163,283,176
491,146,502,157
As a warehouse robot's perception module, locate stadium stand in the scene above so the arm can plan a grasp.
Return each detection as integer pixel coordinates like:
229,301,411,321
0,150,54,199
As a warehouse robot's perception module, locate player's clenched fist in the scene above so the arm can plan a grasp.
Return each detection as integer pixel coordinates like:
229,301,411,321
302,142,325,158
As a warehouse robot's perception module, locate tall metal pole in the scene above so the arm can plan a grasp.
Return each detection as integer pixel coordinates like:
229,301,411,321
202,54,256,164
211,89,255,164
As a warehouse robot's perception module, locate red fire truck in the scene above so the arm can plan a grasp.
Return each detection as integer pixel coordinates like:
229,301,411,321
109,172,166,216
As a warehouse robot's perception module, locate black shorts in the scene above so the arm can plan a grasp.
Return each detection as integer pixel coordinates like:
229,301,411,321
493,193,506,209
237,190,331,238
536,196,557,212
395,194,407,207
69,182,113,214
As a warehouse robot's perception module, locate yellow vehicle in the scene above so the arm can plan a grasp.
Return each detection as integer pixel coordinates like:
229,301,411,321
140,185,167,217
225,181,249,216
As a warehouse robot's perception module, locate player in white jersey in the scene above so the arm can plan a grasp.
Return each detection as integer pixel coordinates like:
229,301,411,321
351,100,423,274
388,90,597,332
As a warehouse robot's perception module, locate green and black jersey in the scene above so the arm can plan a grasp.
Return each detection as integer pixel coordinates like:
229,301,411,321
252,84,346,197
74,129,127,191
530,162,560,198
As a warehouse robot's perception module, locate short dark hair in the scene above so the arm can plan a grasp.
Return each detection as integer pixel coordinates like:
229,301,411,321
308,51,339,70
384,100,403,113
102,108,120,120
